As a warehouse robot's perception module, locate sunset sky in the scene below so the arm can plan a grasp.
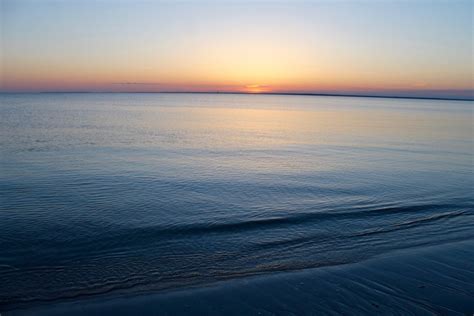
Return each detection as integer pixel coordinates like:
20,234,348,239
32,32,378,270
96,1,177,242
1,0,472,98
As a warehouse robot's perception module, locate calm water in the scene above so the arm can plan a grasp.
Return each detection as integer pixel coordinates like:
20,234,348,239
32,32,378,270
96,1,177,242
1,93,473,310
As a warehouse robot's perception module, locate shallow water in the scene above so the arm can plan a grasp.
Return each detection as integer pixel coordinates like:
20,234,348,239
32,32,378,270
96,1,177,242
0,93,473,311
10,240,474,316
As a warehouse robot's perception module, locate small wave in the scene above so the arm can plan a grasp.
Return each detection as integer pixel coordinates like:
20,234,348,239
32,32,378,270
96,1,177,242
353,211,467,238
13,202,467,254
115,203,469,238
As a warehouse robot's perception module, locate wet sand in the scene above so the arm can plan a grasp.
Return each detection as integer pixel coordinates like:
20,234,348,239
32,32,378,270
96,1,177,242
7,239,474,316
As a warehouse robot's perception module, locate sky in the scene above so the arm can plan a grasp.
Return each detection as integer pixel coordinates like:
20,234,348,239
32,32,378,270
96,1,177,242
1,0,472,98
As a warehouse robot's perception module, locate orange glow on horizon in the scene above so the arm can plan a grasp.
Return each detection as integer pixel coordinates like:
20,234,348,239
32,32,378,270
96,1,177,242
244,85,271,93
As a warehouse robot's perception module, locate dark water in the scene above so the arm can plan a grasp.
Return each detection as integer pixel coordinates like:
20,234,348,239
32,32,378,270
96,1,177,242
1,93,473,311
11,240,474,316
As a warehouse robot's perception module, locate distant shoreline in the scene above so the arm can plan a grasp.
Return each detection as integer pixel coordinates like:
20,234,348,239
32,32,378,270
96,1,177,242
0,91,472,102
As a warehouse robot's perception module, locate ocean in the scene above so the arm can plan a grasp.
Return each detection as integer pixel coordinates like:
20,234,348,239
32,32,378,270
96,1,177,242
1,93,473,313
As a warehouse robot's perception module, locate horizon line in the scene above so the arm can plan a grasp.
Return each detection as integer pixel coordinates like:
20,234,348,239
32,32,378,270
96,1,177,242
0,91,472,102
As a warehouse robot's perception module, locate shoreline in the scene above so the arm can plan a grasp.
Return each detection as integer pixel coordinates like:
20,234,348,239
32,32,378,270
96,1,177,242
0,91,472,102
6,239,474,315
